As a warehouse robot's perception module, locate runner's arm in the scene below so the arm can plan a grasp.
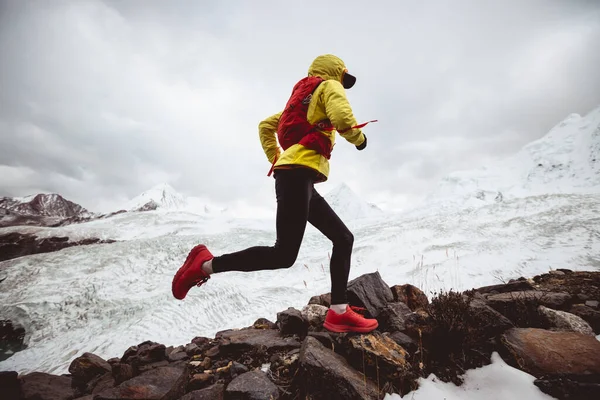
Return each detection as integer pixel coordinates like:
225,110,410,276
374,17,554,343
258,111,283,163
322,80,366,147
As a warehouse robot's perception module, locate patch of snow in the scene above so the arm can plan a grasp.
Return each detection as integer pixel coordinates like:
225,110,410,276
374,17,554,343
13,194,37,203
384,352,555,400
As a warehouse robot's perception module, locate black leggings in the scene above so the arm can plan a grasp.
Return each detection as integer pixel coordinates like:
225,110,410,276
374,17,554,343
212,167,354,305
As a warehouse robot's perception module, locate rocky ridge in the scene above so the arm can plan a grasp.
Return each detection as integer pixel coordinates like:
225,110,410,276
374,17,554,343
0,232,117,263
1,269,599,400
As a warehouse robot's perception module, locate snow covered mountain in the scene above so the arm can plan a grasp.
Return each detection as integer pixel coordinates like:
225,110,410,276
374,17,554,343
324,183,384,221
123,183,255,218
426,105,600,209
0,194,90,227
0,194,88,218
125,183,187,211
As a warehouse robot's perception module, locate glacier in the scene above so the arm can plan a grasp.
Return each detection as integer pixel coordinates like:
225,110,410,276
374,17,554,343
0,105,599,383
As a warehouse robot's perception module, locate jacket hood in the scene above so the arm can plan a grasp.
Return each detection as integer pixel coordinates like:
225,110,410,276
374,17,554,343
308,54,347,83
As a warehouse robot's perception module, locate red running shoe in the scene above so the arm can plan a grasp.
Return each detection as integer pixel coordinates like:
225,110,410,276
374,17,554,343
323,305,379,333
172,244,213,300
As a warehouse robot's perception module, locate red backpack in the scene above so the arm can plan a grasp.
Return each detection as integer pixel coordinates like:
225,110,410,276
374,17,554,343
267,76,377,177
276,76,335,159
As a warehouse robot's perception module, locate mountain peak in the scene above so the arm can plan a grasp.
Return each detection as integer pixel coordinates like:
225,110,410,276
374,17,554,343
324,182,383,221
0,193,87,220
126,183,187,211
148,183,177,193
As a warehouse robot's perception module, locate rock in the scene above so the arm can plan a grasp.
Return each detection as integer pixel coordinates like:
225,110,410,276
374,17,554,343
346,271,394,318
179,384,225,400
88,372,115,395
569,304,600,334
111,362,134,385
205,345,220,358
121,342,167,367
308,293,332,307
0,232,115,262
68,352,112,388
577,293,591,302
403,310,432,339
185,343,200,356
534,375,600,400
252,318,277,330
276,307,308,338
0,319,26,362
230,362,249,378
586,300,599,309
549,270,566,276
487,291,572,325
165,343,182,356
121,345,139,362
225,370,279,400
20,372,74,400
301,304,328,329
488,291,572,310
533,271,600,300
377,302,411,332
298,336,379,399
217,328,301,358
95,365,187,400
200,357,211,370
386,332,417,354
139,360,170,373
168,351,188,362
188,373,214,391
475,280,535,295
307,332,335,350
0,371,20,400
345,332,413,385
538,306,595,336
191,337,211,349
468,299,514,336
390,284,429,311
184,343,200,356
139,343,167,363
500,328,600,377
556,268,574,274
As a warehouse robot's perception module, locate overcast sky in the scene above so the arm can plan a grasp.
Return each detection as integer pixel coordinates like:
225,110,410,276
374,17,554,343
1,0,599,214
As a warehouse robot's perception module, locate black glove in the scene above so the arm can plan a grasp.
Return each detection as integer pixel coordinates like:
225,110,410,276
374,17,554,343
356,134,367,151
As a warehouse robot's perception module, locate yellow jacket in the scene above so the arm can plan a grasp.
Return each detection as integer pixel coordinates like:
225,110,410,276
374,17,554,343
259,54,366,183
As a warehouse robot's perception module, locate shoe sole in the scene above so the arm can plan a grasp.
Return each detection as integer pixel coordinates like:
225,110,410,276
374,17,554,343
323,321,379,333
172,244,207,300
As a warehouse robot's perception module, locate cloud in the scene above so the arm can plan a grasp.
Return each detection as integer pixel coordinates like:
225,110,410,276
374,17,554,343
1,0,599,213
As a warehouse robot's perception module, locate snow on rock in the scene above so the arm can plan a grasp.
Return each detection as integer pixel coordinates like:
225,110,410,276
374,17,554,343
125,183,187,212
0,194,88,218
324,182,384,221
426,105,600,209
